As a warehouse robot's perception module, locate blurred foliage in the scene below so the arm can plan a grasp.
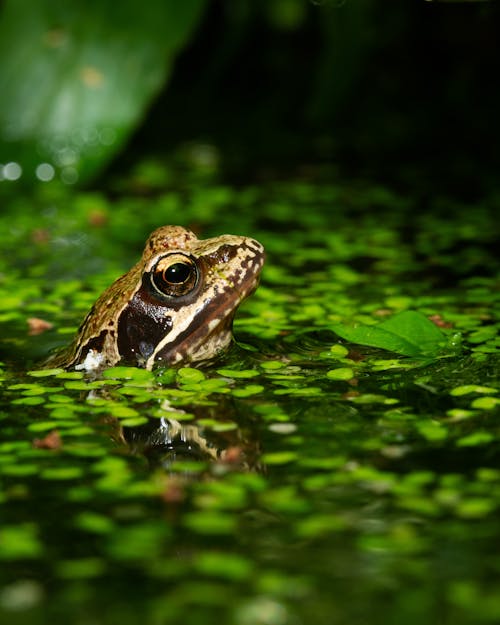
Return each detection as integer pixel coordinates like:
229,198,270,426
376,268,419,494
0,0,206,184
0,0,499,191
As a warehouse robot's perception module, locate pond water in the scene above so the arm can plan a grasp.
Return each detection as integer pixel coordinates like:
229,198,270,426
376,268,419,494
0,169,499,625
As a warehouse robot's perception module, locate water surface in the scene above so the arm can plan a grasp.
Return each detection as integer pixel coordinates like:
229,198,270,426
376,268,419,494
1,175,499,625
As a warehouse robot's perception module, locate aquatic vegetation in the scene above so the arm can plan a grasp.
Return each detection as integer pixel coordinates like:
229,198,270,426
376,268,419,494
332,310,458,359
0,170,499,624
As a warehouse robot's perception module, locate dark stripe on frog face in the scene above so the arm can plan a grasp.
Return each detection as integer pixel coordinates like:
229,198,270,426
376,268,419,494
149,245,264,366
151,296,236,366
117,289,174,364
117,239,264,368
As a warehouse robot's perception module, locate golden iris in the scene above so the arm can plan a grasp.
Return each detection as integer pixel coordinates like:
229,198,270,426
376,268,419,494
150,254,198,297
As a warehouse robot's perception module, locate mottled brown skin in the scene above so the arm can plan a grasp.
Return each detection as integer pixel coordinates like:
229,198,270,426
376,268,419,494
47,226,265,371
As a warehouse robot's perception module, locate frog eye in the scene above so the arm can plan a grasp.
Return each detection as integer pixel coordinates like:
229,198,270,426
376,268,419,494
150,254,198,297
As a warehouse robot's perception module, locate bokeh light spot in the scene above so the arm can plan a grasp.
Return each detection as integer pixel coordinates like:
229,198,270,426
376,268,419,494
35,163,55,182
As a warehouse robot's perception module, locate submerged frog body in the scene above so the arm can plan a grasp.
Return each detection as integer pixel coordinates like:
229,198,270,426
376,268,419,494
48,225,264,372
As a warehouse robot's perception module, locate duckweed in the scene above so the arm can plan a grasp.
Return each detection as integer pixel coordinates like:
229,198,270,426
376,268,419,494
232,384,265,397
326,367,355,380
183,511,238,535
216,368,260,379
0,174,499,625
0,525,44,560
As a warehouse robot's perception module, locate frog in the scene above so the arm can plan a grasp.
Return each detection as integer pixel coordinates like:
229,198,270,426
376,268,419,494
46,225,265,372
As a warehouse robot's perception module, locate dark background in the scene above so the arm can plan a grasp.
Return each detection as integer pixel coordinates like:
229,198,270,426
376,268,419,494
123,0,500,198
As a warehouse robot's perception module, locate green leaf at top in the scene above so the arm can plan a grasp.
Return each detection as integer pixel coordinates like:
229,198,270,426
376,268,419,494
332,311,448,358
0,0,207,185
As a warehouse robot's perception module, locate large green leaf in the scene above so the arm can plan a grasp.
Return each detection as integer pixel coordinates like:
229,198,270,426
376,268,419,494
332,310,449,358
0,0,206,185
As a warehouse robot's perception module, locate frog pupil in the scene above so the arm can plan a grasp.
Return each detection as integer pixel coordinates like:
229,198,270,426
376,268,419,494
164,262,192,284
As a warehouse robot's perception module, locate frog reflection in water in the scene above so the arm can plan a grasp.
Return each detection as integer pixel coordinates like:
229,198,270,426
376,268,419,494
123,407,262,473
48,225,265,372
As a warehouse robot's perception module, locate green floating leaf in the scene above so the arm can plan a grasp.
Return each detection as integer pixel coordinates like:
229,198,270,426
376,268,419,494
56,557,106,580
197,419,238,432
328,344,350,359
64,444,106,458
470,396,500,410
41,466,85,480
0,524,44,560
194,552,253,581
64,381,93,391
332,311,448,358
1,464,40,477
11,396,46,406
295,514,345,538
326,367,354,381
232,384,264,397
27,368,65,377
106,523,170,561
120,416,149,427
456,431,494,447
47,394,73,403
273,387,322,397
455,498,496,519
21,386,54,396
183,511,237,535
57,371,85,380
177,367,207,384
62,426,95,437
259,360,286,371
417,420,448,442
103,367,154,384
216,368,260,379
111,405,139,419
75,511,115,534
27,420,59,432
49,405,78,419
451,385,498,396
467,326,498,344
262,451,298,465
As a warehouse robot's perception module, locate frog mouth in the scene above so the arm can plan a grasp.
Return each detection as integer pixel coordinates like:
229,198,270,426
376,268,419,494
148,272,261,368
